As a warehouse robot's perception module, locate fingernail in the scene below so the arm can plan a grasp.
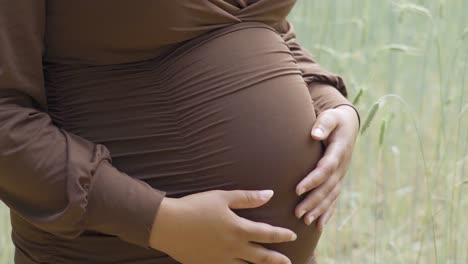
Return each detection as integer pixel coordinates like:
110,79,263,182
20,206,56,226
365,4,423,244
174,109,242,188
312,128,324,137
307,215,315,225
297,187,306,196
297,209,306,219
290,232,297,241
258,190,274,200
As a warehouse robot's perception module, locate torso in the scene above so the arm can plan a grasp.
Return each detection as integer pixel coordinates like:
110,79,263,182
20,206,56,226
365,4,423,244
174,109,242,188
13,1,323,263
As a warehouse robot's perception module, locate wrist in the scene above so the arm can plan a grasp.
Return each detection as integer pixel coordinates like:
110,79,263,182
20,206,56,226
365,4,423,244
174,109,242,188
149,197,180,252
334,104,360,130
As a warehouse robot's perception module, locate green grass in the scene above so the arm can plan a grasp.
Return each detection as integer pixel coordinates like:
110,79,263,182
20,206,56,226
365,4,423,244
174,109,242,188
1,0,466,263
288,0,467,263
0,203,12,262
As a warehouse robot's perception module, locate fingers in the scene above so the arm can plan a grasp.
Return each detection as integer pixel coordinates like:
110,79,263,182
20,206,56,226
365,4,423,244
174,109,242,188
311,109,339,140
296,141,343,195
316,199,338,231
224,190,274,209
235,217,297,243
241,242,292,264
295,172,340,219
303,181,342,225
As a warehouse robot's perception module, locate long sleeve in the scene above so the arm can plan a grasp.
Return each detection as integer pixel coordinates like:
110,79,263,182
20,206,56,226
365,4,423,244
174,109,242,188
273,18,360,124
0,0,166,248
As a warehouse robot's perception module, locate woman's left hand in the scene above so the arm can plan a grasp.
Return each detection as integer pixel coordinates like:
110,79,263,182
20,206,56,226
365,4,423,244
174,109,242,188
294,104,360,230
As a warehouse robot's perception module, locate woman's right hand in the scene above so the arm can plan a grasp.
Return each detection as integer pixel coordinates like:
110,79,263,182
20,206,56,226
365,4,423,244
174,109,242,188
149,190,296,264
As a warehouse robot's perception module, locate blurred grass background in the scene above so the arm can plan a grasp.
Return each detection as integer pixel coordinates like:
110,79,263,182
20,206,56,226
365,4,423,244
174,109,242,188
288,0,467,263
1,0,467,263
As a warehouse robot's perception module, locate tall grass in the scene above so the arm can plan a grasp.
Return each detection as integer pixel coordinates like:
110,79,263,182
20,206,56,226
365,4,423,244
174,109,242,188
0,203,12,262
0,0,466,263
288,0,467,263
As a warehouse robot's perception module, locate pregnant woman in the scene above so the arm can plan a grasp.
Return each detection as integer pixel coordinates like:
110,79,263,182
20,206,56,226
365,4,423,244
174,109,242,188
0,1,360,263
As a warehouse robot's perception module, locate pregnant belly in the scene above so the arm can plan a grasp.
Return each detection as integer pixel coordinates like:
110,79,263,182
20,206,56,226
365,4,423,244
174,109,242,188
45,21,323,264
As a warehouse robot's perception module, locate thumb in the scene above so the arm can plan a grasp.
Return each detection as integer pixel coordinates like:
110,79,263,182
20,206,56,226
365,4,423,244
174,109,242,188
311,110,338,140
224,190,274,209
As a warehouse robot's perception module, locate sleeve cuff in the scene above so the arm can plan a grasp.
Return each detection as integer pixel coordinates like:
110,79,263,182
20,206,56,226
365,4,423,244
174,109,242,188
85,159,166,248
308,83,361,128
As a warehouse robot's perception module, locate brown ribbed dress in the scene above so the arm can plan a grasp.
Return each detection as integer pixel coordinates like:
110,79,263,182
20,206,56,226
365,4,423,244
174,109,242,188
0,1,358,263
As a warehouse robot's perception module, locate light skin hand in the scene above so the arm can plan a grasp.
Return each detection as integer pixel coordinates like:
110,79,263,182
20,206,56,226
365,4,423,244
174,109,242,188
295,105,359,230
150,190,297,264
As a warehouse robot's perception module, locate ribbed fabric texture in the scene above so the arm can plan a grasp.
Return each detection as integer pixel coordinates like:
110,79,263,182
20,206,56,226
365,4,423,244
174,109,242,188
12,22,323,263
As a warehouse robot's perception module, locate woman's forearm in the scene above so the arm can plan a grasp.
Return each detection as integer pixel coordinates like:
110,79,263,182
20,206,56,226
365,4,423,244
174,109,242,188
0,0,167,248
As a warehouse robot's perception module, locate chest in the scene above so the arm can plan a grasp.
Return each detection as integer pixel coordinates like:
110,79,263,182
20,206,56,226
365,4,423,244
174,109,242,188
44,0,296,64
